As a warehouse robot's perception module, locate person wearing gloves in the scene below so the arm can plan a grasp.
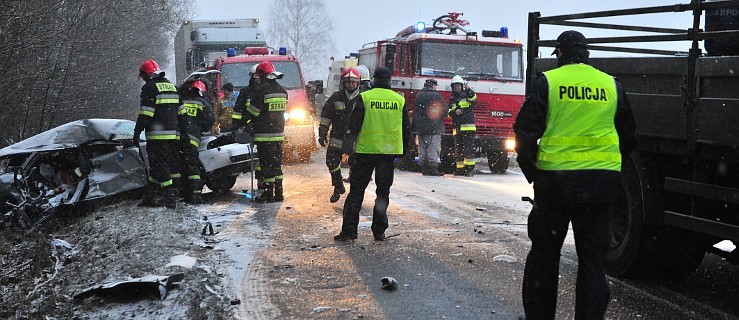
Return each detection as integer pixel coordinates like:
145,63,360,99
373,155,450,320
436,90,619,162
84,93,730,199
318,67,361,203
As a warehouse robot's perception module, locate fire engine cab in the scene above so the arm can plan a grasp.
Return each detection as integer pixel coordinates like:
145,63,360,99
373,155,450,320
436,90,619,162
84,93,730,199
212,47,318,162
357,13,524,173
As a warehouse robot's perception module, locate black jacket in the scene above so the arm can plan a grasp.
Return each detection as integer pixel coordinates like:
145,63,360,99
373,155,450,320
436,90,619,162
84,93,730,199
513,65,638,203
232,79,258,131
319,89,357,147
413,87,447,135
246,79,287,138
134,74,180,140
447,89,476,129
178,91,214,148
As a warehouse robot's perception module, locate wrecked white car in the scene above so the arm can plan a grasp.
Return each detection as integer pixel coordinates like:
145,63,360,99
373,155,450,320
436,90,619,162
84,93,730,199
0,119,257,230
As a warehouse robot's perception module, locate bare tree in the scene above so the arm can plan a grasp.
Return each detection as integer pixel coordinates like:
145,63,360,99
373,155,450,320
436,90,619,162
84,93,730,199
0,0,194,146
266,0,335,80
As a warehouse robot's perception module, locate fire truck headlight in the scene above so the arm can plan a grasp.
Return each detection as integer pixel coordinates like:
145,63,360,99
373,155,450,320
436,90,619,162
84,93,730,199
505,138,516,151
289,109,307,121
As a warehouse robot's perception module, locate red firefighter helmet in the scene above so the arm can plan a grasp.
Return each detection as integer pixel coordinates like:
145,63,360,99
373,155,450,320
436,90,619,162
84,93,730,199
191,80,207,97
341,67,361,82
255,61,276,77
139,59,159,77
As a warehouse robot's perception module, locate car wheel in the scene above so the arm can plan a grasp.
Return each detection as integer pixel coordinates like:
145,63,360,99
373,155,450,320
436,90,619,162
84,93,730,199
606,155,705,279
487,150,509,174
206,176,237,193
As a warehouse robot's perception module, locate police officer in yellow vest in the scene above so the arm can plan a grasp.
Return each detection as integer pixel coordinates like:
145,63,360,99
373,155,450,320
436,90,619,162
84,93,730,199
334,67,410,241
514,30,637,320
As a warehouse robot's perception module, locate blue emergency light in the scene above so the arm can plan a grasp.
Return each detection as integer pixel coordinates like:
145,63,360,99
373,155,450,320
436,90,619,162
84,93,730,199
226,47,236,57
416,21,426,33
279,47,287,55
500,27,509,38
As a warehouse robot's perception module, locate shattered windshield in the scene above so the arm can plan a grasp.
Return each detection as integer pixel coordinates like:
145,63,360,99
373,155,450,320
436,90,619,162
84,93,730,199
220,61,304,90
417,42,523,81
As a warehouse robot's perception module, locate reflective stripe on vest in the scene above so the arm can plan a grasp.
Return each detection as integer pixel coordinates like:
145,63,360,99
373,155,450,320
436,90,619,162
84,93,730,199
156,93,179,105
139,106,155,117
356,88,405,154
538,63,621,171
145,130,179,140
254,132,285,142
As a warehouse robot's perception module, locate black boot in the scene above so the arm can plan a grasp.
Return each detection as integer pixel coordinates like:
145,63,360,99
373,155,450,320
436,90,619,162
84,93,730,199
454,166,464,176
333,230,358,241
329,172,345,203
428,163,445,176
274,180,284,202
138,183,161,207
420,160,429,176
464,165,475,177
255,183,274,203
162,186,178,209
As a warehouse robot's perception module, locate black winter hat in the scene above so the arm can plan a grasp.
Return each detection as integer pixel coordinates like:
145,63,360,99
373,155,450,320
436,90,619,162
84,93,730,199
551,30,588,55
373,67,392,79
424,78,438,85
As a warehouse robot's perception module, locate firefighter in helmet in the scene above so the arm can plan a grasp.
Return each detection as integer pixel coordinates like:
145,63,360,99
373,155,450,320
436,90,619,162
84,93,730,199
319,67,361,203
233,64,264,192
244,61,288,202
177,80,215,204
357,65,372,92
133,59,181,209
448,75,477,176
232,64,262,132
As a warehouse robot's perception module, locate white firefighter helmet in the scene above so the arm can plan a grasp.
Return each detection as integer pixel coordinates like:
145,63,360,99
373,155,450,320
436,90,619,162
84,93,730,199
249,64,259,78
451,75,465,85
357,65,371,82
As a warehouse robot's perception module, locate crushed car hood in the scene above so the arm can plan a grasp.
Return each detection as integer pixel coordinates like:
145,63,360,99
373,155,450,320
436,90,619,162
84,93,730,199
0,119,136,158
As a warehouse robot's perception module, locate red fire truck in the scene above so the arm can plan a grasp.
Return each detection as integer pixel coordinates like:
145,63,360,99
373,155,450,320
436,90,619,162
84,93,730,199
357,13,524,173
212,47,318,162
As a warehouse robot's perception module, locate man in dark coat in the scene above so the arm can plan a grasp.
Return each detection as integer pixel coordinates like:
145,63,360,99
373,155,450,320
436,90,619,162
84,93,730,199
413,78,447,176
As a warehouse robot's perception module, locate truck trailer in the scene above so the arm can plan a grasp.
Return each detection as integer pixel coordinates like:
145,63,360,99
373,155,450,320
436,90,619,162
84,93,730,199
174,19,266,84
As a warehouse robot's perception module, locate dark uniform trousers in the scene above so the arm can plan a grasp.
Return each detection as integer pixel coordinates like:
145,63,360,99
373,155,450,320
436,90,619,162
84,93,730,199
147,140,178,188
179,139,202,194
326,146,344,187
522,198,611,320
256,141,283,184
340,154,395,236
454,130,475,168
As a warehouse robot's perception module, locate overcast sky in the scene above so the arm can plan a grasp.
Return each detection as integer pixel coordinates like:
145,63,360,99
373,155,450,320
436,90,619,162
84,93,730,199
190,0,696,79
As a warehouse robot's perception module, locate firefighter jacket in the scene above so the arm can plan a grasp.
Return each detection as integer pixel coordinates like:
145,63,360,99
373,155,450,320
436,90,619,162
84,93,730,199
413,87,447,135
135,74,180,141
513,62,638,203
447,88,477,132
348,84,410,156
232,81,257,130
245,79,288,142
319,89,358,149
178,92,215,148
